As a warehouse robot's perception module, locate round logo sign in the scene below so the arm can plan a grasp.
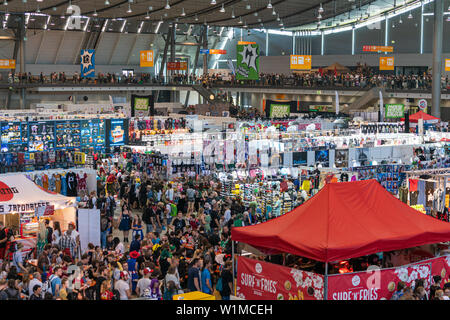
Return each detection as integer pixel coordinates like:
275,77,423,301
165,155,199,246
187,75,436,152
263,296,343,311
352,275,361,287
255,263,263,274
418,99,427,110
0,181,15,202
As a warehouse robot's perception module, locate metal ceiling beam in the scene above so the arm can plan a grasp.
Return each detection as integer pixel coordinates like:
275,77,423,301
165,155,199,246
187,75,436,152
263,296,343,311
126,34,139,65
73,31,87,64
34,31,46,64
108,33,122,65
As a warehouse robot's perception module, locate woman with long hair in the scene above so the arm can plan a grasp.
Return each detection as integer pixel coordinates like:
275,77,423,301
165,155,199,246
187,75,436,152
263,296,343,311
36,220,48,256
118,206,132,243
52,221,62,246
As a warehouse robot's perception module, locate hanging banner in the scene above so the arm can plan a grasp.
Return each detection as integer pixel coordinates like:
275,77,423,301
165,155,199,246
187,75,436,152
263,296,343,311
385,104,405,119
363,45,394,52
236,256,324,300
167,61,188,70
290,55,312,70
236,43,260,80
209,49,227,54
265,100,297,117
80,49,95,77
238,41,256,45
327,261,432,300
418,99,427,111
140,50,154,67
35,205,55,218
0,59,16,69
379,56,394,71
445,59,450,72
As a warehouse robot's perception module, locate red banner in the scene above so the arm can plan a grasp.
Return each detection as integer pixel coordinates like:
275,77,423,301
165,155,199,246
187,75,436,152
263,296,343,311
327,261,432,300
417,255,450,288
167,61,188,70
236,256,324,300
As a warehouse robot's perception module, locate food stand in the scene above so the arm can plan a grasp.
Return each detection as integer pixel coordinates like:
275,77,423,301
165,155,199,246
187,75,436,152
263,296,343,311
0,174,77,256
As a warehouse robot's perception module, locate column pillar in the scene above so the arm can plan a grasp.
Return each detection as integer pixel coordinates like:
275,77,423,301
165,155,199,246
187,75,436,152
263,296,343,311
431,0,443,118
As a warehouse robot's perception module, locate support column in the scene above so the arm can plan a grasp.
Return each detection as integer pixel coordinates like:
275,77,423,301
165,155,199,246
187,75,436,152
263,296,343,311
202,25,208,76
155,26,171,103
265,29,269,56
292,31,295,55
18,14,26,109
185,32,203,108
431,0,443,118
170,22,176,102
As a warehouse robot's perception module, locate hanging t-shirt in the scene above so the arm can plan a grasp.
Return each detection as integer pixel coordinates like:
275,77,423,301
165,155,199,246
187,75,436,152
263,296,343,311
42,174,49,191
66,172,78,196
61,174,67,195
48,174,56,192
301,180,311,193
55,174,62,194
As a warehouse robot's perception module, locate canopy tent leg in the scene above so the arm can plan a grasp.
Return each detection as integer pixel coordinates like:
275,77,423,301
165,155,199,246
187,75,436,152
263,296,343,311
232,240,235,296
324,262,328,301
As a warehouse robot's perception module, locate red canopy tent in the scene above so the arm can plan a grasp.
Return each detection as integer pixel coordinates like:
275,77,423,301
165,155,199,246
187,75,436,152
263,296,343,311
231,180,450,263
401,110,440,123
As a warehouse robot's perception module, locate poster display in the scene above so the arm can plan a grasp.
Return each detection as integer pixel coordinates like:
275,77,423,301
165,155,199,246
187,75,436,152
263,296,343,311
236,256,324,300
167,61,188,70
315,149,329,167
55,121,81,149
363,45,393,52
335,149,349,168
1,122,27,152
385,104,405,119
445,59,450,72
292,152,307,166
269,104,290,118
109,119,126,147
80,119,105,149
80,49,95,78
327,261,432,300
131,94,154,117
0,59,16,69
236,43,260,81
28,121,55,152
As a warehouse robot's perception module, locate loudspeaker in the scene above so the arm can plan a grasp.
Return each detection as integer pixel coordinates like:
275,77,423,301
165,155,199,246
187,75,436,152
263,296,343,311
404,110,410,133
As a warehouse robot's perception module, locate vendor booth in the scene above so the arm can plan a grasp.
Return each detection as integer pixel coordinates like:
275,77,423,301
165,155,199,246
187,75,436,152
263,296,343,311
0,174,77,256
231,180,450,300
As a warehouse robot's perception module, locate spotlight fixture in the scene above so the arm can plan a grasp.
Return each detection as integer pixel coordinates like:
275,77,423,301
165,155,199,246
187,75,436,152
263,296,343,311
165,0,170,10
93,10,98,17
231,8,235,18
317,13,322,19
318,3,324,14
105,0,110,5
195,14,199,21
246,4,251,10
408,12,413,19
267,0,272,9
210,0,216,4
127,3,132,13
272,8,276,15
219,3,225,13
181,8,186,16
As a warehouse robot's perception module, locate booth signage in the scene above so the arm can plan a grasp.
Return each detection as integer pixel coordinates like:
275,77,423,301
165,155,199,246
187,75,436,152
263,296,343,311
236,44,260,80
418,99,427,111
379,57,394,71
35,205,55,217
385,104,404,118
238,41,256,45
236,256,324,300
109,119,125,146
363,45,393,52
269,104,290,118
309,105,333,112
0,59,16,69
290,55,312,70
167,62,188,70
140,50,154,67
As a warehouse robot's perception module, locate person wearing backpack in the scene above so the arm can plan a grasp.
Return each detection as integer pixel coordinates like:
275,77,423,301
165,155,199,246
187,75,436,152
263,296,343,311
100,212,111,249
45,219,53,245
47,266,63,298
0,279,8,300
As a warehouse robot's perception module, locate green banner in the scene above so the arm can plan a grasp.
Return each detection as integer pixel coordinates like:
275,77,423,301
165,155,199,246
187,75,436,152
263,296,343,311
134,97,149,111
385,104,404,119
309,105,334,112
270,104,290,118
236,44,260,80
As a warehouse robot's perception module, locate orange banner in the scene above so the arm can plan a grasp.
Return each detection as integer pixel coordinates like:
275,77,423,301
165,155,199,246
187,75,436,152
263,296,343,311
363,45,394,52
290,55,312,70
445,59,450,72
379,57,394,71
209,49,227,54
238,41,256,45
140,50,154,67
0,59,15,69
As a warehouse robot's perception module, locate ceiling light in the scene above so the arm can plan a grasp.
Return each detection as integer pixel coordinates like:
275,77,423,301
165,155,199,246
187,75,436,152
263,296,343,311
276,14,280,21
181,7,186,16
254,12,258,17
267,0,273,9
231,8,235,18
318,3,324,14
127,3,132,13
408,12,413,19
399,17,402,23
392,23,395,28
210,0,216,4
148,6,153,11
165,0,170,10
238,16,243,24
145,11,150,19
317,13,322,19
195,14,198,21
105,0,110,5
93,10,98,17
36,5,40,13
272,8,276,15
220,4,225,13
246,4,251,10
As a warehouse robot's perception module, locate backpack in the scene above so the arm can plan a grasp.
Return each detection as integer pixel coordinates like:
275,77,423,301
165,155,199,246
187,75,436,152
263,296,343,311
5,288,20,300
100,217,109,232
112,289,120,300
170,203,178,217
216,277,223,292
42,274,56,295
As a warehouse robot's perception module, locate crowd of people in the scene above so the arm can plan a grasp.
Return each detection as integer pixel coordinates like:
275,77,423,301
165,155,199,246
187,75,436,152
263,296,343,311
3,68,449,92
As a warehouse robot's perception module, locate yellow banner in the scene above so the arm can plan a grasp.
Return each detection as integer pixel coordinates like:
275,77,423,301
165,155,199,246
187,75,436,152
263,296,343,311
363,45,393,52
140,50,154,67
0,59,15,69
379,57,394,71
445,59,450,72
290,55,312,70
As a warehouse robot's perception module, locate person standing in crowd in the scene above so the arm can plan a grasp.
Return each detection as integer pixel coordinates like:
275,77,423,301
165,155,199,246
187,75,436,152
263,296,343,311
187,258,202,292
119,206,132,243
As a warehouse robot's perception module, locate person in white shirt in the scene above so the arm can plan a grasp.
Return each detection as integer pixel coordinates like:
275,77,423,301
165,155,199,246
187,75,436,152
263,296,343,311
136,268,152,297
115,272,131,300
224,207,231,224
28,272,43,298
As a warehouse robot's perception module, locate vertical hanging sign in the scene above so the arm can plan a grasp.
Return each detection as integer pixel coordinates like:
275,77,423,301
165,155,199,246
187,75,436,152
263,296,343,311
80,49,95,77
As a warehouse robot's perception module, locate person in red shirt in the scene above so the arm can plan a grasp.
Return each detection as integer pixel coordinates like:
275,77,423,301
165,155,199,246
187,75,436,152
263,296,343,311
106,173,116,195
